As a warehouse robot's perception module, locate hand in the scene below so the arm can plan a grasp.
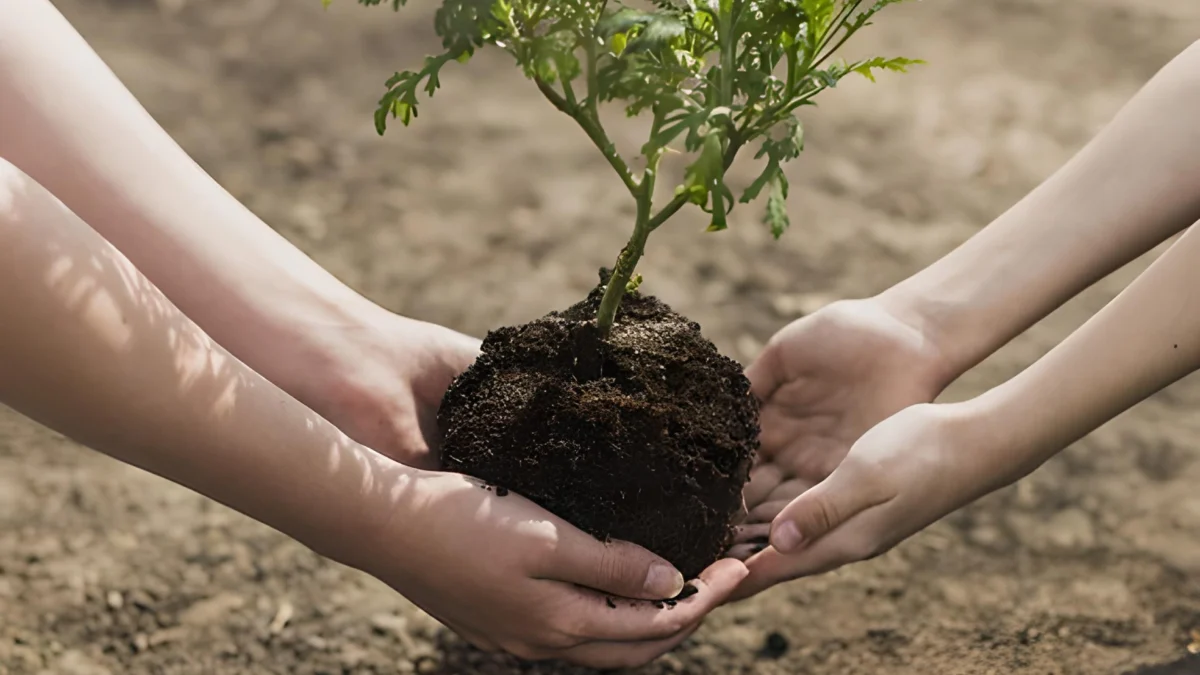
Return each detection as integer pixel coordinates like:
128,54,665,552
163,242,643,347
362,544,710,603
364,467,750,669
288,306,481,470
735,402,1002,598
730,299,950,560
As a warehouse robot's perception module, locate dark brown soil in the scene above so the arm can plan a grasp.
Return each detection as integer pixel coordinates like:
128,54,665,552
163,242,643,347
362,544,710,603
438,272,759,581
4,1,1200,674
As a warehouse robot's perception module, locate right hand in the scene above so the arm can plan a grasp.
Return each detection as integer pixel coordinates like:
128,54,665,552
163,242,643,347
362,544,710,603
730,299,951,563
362,467,749,669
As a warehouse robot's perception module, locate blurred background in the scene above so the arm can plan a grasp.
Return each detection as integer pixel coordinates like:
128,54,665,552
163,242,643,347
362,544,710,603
2,0,1200,673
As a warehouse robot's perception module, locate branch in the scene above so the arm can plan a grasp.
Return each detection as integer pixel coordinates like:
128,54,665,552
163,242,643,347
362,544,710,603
647,136,744,231
535,77,638,195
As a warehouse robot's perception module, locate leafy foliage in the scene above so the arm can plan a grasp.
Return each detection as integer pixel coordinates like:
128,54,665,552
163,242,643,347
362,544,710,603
331,0,920,245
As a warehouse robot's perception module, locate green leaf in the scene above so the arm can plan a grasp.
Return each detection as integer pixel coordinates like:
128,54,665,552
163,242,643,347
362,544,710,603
850,56,924,82
347,0,922,240
597,7,650,37
678,131,724,205
624,14,686,54
800,0,837,35
764,174,790,239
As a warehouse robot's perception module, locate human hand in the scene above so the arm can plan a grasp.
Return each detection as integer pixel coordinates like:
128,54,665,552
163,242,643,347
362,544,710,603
287,305,481,470
734,402,1007,598
362,467,750,668
729,299,950,560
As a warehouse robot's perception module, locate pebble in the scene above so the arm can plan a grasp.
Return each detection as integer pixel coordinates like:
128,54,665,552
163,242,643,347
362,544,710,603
179,593,245,626
269,600,294,635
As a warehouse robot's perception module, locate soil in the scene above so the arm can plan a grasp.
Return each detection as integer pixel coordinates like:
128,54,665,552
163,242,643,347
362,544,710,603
3,0,1200,674
439,275,758,581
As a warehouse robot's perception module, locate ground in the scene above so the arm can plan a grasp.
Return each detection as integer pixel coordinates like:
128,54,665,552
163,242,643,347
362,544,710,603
2,0,1200,673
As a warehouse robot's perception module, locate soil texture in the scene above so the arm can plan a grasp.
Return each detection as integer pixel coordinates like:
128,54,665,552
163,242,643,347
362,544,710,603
2,1,1200,674
440,275,758,581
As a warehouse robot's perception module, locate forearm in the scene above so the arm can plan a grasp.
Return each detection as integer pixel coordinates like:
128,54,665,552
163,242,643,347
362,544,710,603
960,224,1200,485
0,0,375,397
0,161,405,564
880,40,1200,383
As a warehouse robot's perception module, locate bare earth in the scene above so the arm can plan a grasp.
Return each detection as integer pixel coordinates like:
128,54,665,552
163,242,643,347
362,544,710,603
3,1,1200,673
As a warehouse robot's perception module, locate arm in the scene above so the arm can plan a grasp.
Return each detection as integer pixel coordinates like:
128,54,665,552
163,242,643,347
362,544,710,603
735,223,1200,597
0,0,480,466
0,159,745,668
879,39,1200,382
738,39,1200,533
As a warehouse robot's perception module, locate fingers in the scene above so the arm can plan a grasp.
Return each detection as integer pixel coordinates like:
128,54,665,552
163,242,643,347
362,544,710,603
733,517,888,601
728,523,771,559
540,531,685,600
769,467,889,554
743,461,785,508
744,341,785,402
567,558,748,643
745,498,791,524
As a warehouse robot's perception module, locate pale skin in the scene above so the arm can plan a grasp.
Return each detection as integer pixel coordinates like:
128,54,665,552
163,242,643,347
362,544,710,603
733,39,1200,598
0,1,747,667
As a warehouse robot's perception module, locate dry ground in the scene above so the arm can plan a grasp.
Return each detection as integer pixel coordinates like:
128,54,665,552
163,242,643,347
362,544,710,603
2,0,1200,673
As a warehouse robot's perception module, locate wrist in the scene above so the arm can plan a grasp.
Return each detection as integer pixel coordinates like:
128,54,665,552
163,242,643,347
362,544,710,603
858,291,963,391
872,255,1024,387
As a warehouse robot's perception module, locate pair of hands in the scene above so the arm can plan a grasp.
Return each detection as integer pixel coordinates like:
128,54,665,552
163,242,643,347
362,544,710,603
290,308,746,669
303,296,985,664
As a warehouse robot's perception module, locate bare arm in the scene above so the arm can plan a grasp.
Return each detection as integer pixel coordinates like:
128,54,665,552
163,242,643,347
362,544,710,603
966,223,1200,479
0,158,388,562
0,158,746,668
880,39,1200,384
739,223,1200,596
0,0,380,402
0,0,483,466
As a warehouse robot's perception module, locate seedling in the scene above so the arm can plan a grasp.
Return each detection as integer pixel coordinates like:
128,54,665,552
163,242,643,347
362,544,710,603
331,0,919,336
327,0,921,585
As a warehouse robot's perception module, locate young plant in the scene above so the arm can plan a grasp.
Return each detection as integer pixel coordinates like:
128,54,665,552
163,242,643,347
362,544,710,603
330,0,920,337
327,0,922,585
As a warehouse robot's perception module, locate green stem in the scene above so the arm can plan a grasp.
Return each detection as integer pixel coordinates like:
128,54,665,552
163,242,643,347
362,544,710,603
595,184,653,337
534,78,638,194
647,136,744,232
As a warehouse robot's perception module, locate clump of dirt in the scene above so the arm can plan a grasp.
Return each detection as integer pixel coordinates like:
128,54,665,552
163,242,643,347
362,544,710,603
438,271,759,580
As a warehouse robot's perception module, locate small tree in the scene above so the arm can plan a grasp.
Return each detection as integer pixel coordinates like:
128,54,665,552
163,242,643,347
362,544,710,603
333,0,919,336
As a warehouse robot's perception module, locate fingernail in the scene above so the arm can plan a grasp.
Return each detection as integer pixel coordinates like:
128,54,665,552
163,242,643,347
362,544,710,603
645,563,685,598
772,521,803,553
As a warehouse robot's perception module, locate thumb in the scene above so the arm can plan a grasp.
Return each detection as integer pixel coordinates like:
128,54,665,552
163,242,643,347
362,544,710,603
769,468,887,554
544,530,686,600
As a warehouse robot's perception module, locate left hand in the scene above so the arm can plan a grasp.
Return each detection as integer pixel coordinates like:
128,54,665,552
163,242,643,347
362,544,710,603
732,402,1007,599
288,306,481,470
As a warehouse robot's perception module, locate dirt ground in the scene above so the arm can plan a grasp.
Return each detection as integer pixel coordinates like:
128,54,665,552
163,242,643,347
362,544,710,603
3,0,1200,673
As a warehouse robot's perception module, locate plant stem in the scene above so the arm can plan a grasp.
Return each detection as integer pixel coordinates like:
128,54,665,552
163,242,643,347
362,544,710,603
534,78,638,194
595,183,653,337
647,134,743,232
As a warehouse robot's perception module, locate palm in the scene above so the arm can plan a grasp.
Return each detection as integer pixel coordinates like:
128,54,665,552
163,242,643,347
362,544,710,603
741,300,947,524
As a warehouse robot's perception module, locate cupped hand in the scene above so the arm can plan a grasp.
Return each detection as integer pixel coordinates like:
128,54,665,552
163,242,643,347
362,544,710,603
292,305,481,470
733,402,1009,598
365,467,750,669
730,299,949,561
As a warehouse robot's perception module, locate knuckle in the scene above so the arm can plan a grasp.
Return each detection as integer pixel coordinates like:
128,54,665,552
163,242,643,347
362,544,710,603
803,496,840,537
840,535,888,562
503,641,553,662
546,624,583,649
594,545,634,590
